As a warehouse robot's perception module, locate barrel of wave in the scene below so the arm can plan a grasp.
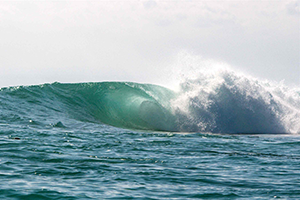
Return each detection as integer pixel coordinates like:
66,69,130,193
92,82,177,131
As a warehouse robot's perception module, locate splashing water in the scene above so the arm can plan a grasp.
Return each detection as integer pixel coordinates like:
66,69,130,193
171,69,300,133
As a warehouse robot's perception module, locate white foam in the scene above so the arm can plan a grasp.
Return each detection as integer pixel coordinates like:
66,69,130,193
171,68,300,134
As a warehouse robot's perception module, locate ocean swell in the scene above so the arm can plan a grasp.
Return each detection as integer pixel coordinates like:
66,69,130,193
0,71,299,134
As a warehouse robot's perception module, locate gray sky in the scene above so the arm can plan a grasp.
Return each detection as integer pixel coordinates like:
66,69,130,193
0,0,299,88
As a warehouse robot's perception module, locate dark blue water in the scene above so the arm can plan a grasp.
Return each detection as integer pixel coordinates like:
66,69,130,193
1,79,300,199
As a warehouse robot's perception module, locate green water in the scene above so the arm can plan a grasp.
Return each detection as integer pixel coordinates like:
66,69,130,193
0,82,299,199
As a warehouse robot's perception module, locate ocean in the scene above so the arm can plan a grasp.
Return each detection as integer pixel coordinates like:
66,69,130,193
0,70,299,199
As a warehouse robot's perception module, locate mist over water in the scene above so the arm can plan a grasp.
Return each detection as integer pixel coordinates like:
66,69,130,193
155,53,300,134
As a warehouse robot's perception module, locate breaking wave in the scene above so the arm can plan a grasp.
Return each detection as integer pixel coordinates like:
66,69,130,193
0,70,299,133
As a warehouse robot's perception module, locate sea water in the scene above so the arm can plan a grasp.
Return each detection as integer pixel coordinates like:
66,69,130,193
0,70,300,199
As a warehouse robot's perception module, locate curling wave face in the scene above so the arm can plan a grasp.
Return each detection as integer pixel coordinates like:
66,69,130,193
0,70,299,133
0,82,177,131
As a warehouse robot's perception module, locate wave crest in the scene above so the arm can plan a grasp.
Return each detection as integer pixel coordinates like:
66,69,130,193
1,72,299,134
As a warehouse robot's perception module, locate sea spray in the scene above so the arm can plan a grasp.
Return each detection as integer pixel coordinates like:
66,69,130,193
171,69,300,133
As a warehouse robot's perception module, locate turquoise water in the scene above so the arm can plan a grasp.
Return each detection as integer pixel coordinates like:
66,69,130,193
1,78,300,199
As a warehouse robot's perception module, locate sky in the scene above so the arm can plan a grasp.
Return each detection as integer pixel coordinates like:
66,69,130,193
0,0,299,88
